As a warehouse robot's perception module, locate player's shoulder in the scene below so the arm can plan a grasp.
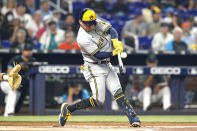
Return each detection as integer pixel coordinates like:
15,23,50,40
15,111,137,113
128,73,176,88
8,55,22,64
96,18,111,27
11,55,22,61
77,27,92,43
30,57,37,62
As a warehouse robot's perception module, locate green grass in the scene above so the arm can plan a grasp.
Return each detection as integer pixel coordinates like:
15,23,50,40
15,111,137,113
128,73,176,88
0,115,197,123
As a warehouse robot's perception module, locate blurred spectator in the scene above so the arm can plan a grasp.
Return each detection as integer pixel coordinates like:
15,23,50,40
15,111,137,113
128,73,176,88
138,53,171,111
0,1,3,44
62,13,79,36
9,18,28,42
58,31,80,50
162,7,174,25
190,16,197,36
189,34,197,51
172,13,182,28
14,4,32,26
53,10,64,29
0,1,3,19
11,29,26,49
36,15,50,40
195,3,197,10
26,11,43,38
39,18,64,50
152,22,173,51
158,0,176,8
181,22,195,46
142,3,156,23
11,28,32,50
112,0,128,15
25,0,36,14
177,3,186,11
1,11,15,40
1,0,17,15
187,0,195,10
122,12,147,50
86,0,107,14
39,0,52,21
148,6,161,37
123,12,147,37
166,27,187,52
62,83,89,104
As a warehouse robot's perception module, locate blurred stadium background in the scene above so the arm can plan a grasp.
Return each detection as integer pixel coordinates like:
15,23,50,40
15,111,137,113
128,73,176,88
0,0,197,130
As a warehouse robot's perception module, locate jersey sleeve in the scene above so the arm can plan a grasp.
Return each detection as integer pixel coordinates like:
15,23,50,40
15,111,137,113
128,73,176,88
7,57,17,69
78,38,100,56
96,19,112,35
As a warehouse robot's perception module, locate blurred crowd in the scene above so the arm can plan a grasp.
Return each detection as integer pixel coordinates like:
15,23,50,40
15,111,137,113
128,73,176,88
0,0,197,53
0,0,80,51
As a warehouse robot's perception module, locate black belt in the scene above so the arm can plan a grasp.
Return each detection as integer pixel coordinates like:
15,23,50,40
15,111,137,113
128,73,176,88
93,60,110,64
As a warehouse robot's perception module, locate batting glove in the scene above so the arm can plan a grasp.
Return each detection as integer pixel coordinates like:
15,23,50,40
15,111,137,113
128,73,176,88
111,38,123,49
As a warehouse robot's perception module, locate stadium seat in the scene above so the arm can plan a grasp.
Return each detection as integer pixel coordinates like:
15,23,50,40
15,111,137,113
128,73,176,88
187,10,197,16
72,1,86,14
1,40,11,48
105,2,113,12
138,37,153,50
32,39,41,49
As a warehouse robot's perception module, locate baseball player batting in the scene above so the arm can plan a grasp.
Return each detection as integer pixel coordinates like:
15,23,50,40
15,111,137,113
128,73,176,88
59,8,141,127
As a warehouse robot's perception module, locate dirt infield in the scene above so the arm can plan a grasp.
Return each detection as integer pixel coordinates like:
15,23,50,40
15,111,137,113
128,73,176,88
1,122,197,131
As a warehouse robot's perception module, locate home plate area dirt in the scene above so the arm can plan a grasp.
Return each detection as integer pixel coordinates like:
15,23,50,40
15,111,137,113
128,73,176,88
0,122,197,131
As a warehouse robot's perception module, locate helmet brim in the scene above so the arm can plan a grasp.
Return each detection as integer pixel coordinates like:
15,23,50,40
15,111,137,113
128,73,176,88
82,20,96,26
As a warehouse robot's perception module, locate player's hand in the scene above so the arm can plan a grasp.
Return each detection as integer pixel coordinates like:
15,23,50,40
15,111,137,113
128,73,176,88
8,64,22,90
111,39,123,48
112,46,123,56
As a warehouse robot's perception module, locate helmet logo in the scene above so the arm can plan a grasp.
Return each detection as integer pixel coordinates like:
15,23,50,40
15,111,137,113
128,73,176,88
90,15,93,20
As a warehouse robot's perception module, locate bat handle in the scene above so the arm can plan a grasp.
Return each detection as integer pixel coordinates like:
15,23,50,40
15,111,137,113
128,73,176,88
118,52,121,57
118,52,121,63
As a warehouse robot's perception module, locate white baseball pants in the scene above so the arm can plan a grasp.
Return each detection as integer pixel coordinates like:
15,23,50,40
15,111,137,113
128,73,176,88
138,86,171,111
82,62,122,104
0,81,21,116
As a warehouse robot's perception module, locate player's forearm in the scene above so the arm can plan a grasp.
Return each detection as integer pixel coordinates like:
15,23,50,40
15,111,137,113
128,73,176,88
93,51,112,60
144,75,154,87
66,95,73,104
107,27,118,39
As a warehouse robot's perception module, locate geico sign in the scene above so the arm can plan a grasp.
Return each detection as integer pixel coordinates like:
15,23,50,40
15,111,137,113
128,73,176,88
188,68,197,75
150,67,181,75
38,66,70,73
133,67,144,74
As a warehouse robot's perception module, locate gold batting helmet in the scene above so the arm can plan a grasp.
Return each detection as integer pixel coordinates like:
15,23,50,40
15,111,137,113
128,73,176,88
79,8,96,25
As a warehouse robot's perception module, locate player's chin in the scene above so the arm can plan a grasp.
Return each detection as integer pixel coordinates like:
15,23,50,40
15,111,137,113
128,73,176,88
86,28,94,32
85,25,95,32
